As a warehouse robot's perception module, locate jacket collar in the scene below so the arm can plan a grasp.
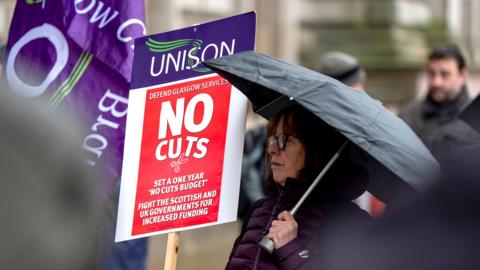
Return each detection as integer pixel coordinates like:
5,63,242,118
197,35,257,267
423,86,471,123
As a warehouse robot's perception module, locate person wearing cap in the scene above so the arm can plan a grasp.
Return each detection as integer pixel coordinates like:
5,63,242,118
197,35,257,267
399,44,480,166
316,51,366,91
316,51,386,217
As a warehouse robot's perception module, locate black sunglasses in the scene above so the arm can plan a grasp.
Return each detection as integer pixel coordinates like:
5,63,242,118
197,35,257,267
268,134,296,151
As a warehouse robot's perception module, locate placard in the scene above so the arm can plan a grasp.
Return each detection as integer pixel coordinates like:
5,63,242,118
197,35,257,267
116,12,256,241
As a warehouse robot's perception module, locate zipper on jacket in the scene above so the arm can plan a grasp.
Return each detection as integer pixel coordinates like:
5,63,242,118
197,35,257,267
252,186,284,270
252,245,262,270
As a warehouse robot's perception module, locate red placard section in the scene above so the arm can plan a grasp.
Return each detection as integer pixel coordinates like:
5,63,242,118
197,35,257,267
132,76,231,235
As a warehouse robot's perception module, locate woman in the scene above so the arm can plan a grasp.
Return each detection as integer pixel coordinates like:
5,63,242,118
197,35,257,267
225,105,370,270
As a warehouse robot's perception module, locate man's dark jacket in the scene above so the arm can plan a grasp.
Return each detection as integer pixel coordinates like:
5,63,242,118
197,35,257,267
400,88,480,165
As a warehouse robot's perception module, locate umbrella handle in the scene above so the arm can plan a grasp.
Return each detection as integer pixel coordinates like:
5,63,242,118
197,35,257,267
258,140,348,254
258,235,275,253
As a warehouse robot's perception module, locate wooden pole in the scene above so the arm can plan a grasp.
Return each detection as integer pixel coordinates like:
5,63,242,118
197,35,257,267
163,232,180,270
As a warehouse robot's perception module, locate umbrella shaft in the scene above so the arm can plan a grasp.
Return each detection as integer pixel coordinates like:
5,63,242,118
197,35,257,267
290,141,348,215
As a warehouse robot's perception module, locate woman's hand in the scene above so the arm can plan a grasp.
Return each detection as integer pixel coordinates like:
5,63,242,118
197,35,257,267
267,210,298,249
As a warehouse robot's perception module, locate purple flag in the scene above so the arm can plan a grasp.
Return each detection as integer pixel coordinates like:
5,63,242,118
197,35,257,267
4,0,146,196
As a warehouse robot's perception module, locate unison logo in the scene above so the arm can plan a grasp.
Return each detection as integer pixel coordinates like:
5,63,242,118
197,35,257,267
147,38,236,76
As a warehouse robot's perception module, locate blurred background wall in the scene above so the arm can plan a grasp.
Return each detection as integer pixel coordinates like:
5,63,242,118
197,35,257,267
2,0,479,108
1,0,479,269
142,0,480,113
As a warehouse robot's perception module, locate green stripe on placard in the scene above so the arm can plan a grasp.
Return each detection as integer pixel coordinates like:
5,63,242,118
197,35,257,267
146,41,191,52
146,38,192,46
145,38,203,53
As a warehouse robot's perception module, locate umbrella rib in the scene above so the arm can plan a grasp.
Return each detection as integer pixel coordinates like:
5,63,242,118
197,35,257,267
256,95,289,115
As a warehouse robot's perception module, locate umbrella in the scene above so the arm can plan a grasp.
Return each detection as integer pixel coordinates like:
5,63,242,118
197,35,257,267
204,51,442,202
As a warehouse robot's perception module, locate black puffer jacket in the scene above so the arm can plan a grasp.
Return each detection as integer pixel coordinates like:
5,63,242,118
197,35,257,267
225,165,371,270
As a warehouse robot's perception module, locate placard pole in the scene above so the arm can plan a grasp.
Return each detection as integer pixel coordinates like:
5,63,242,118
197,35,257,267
163,232,180,270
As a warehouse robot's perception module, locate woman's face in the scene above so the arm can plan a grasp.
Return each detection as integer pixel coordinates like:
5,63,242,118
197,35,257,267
267,116,306,186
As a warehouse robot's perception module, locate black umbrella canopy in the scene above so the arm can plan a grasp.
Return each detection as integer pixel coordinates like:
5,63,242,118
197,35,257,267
204,51,442,202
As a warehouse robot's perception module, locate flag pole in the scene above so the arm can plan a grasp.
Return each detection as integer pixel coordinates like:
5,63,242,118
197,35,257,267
163,232,180,270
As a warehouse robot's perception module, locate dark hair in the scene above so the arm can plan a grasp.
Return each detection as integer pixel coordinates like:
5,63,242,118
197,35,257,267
428,44,466,71
264,105,369,201
265,105,345,184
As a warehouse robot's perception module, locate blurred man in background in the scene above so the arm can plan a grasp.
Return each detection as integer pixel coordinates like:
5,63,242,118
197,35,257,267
400,44,480,165
307,49,480,270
